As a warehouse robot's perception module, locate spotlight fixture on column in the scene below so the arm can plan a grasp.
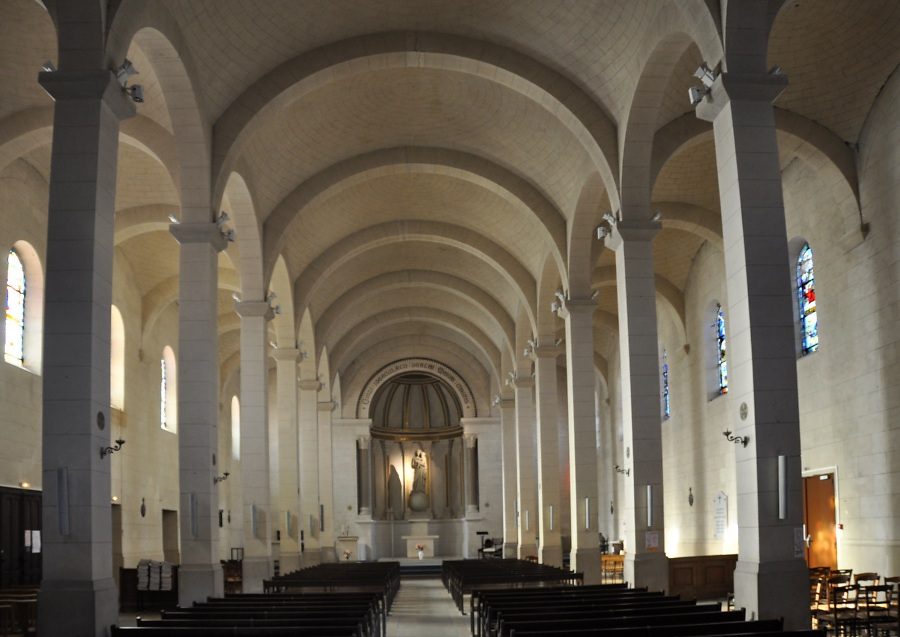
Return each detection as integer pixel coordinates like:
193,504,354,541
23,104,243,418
491,395,501,406
115,59,144,103
650,210,662,223
216,211,235,241
214,471,230,484
41,60,56,73
688,62,718,106
614,465,630,477
595,224,609,240
602,211,618,226
590,289,599,301
100,439,126,459
722,430,749,447
266,291,281,315
168,213,180,224
554,337,563,347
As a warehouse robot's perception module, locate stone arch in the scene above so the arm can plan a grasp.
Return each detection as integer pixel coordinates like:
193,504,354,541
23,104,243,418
536,252,564,343
261,147,567,287
314,270,515,362
568,173,610,298
114,204,180,244
222,171,264,301
356,357,477,420
293,221,537,331
296,308,317,380
211,31,620,212
268,255,295,349
331,311,500,381
142,271,240,339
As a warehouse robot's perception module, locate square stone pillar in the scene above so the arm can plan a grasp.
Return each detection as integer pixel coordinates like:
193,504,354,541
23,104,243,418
559,298,602,583
298,378,322,564
498,397,518,558
463,433,479,517
697,71,809,629
37,70,134,637
357,435,373,517
513,376,539,559
234,300,274,591
318,398,337,561
171,222,228,606
273,348,301,573
532,346,564,567
605,222,668,591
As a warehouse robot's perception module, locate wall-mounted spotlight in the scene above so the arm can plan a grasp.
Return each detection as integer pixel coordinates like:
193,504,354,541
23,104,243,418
650,210,662,223
115,59,138,86
101,438,126,459
126,85,144,103
590,289,600,301
614,464,630,477
168,213,180,224
232,293,242,303
491,395,501,406
41,61,56,73
596,225,609,240
554,337,563,347
694,62,716,88
217,211,235,242
688,86,708,106
550,300,560,314
602,212,617,226
722,430,749,447
768,65,784,76
214,471,230,484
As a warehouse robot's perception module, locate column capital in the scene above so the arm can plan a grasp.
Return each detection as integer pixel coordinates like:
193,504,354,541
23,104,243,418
464,433,477,448
298,378,322,392
272,347,300,362
170,222,228,252
511,375,534,390
695,71,788,122
557,296,596,319
357,435,370,449
318,400,337,412
532,344,564,359
39,70,136,121
234,300,274,321
604,220,659,251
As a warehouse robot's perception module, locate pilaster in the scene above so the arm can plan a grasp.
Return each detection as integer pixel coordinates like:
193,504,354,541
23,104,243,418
273,347,301,573
298,378,322,565
318,398,337,561
531,344,564,567
463,433,479,517
498,397,518,558
512,376,538,559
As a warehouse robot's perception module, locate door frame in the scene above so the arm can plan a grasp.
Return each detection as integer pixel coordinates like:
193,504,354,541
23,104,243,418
801,465,840,567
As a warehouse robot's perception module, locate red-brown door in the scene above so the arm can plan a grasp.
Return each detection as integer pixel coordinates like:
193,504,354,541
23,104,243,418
803,473,837,569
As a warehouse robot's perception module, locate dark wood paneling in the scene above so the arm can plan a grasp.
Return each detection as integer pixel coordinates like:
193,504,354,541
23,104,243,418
668,554,737,599
0,486,42,587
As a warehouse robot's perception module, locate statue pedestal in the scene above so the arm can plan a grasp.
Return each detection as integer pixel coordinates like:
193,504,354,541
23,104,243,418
401,534,439,558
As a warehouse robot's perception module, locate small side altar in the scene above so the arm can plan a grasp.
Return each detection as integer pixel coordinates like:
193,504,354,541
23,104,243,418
335,535,359,561
401,534,439,558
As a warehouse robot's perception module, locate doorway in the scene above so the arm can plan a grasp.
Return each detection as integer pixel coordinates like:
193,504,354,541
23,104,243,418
162,509,180,564
0,486,41,586
803,472,837,569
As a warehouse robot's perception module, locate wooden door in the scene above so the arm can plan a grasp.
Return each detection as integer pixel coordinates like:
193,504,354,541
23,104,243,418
803,473,837,569
0,487,41,586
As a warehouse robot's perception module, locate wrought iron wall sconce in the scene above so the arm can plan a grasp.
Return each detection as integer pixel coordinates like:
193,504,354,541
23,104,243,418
722,430,749,447
214,471,230,484
615,465,630,477
100,439,125,459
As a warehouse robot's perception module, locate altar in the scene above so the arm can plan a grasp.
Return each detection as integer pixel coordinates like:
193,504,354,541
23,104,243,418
401,534,439,558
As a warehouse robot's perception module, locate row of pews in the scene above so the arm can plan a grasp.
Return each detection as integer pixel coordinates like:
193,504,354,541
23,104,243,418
469,581,827,637
442,558,583,613
112,562,399,636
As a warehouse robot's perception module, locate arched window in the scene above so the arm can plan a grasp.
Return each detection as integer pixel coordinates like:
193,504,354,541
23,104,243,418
231,396,241,460
160,346,177,431
796,243,818,355
715,304,728,394
5,250,25,365
661,349,670,419
110,306,125,410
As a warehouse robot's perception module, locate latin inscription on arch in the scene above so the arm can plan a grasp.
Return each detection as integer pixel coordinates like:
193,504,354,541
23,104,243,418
357,358,476,419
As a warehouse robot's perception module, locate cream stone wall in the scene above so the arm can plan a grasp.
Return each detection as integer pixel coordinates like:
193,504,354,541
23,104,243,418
0,160,47,491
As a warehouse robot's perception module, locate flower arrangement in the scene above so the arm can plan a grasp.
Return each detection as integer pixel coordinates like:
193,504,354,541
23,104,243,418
415,544,425,551
342,549,352,561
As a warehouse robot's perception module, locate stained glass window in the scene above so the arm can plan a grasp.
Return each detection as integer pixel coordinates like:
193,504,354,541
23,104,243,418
5,250,25,365
797,243,818,354
716,304,728,394
160,358,168,428
661,349,671,419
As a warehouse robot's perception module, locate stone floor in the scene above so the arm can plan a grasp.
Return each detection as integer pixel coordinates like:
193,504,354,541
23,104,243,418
387,578,470,637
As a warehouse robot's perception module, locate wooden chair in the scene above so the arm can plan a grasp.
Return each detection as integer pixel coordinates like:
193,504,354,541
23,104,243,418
860,584,897,636
855,572,880,587
816,578,859,636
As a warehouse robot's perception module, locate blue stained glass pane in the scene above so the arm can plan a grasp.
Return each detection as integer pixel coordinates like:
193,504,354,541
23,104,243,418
5,250,26,365
796,244,819,354
716,304,728,394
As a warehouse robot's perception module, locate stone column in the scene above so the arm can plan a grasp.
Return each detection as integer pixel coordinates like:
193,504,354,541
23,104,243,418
273,348,300,573
532,345,564,567
513,376,538,559
37,70,134,637
171,222,227,605
464,434,479,517
234,300,274,592
298,378,322,564
498,397,518,558
558,298,602,583
318,399,337,561
605,222,668,591
697,71,808,628
358,435,372,517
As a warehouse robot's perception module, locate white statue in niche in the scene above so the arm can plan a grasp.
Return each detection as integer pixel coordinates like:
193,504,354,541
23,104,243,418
409,449,428,512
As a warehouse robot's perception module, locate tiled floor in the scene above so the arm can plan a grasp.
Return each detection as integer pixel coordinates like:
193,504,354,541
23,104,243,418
387,578,470,637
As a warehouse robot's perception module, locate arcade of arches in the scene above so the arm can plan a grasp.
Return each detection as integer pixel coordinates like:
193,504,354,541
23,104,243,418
0,1,898,635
